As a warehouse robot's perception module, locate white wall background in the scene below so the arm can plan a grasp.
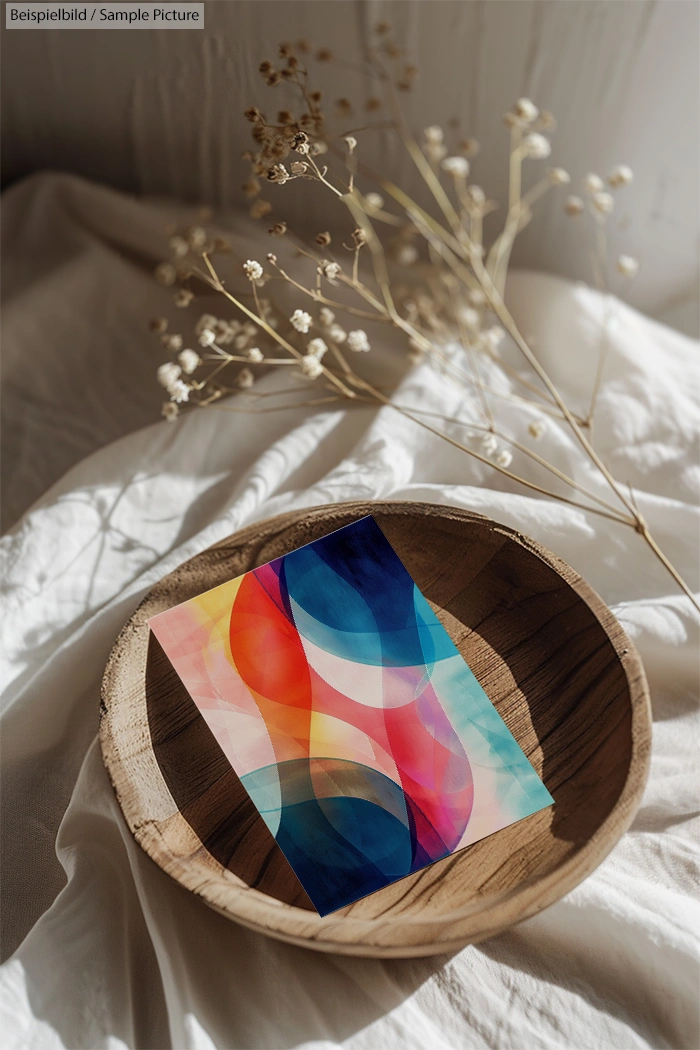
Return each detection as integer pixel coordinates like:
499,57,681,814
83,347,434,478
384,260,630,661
2,0,698,333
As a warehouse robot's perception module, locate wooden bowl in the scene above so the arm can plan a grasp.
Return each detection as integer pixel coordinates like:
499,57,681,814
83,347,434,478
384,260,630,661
100,501,651,958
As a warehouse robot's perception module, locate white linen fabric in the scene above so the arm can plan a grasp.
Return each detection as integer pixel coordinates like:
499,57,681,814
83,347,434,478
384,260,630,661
1,174,698,1050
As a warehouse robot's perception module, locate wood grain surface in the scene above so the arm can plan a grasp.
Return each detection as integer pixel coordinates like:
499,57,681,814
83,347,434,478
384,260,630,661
99,501,651,958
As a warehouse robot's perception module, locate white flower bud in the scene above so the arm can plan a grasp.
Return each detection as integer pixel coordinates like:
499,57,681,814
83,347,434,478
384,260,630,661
307,338,328,359
290,309,312,333
243,260,263,281
522,133,551,160
155,262,177,286
157,362,182,389
162,402,179,421
584,173,604,193
565,195,584,216
168,378,191,403
423,125,444,144
608,164,633,188
593,192,614,215
319,261,341,281
458,306,480,330
514,98,539,123
480,433,498,456
616,255,639,278
187,226,207,250
484,326,505,351
161,333,183,353
396,244,418,266
195,313,217,335
301,354,324,378
328,323,347,344
441,156,470,178
169,236,189,259
178,349,201,374
347,329,371,352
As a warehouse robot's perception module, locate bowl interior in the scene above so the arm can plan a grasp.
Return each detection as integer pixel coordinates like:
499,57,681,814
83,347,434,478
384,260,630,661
139,504,640,930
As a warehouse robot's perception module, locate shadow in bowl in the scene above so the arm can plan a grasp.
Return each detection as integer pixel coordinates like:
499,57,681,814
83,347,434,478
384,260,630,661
146,633,314,910
380,514,633,861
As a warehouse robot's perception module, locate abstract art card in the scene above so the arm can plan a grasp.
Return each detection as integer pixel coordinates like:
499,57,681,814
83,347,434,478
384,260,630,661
149,516,553,915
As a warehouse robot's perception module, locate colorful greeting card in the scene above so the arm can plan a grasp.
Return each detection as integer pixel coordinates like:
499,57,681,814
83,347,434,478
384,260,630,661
149,516,553,915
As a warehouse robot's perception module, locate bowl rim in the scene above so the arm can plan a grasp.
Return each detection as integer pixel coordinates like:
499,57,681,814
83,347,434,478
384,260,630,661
99,500,652,956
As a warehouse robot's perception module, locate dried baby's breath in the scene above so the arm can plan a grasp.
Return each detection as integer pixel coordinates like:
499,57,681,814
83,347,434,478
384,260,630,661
187,227,207,251
319,260,341,281
178,349,201,374
155,262,177,286
328,323,347,344
522,133,551,160
169,236,189,259
548,168,570,185
244,260,264,280
608,165,633,188
307,338,328,359
442,156,470,179
161,402,179,421
162,333,183,353
584,173,604,193
565,196,585,216
145,39,696,608
480,433,498,456
396,245,418,266
617,255,639,278
157,361,181,389
347,330,370,353
593,192,614,215
290,309,312,333
514,98,539,124
301,354,324,378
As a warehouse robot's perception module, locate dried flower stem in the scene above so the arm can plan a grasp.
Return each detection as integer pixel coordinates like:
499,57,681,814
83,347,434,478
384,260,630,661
150,39,696,608
586,215,612,431
198,253,357,401
354,96,695,604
